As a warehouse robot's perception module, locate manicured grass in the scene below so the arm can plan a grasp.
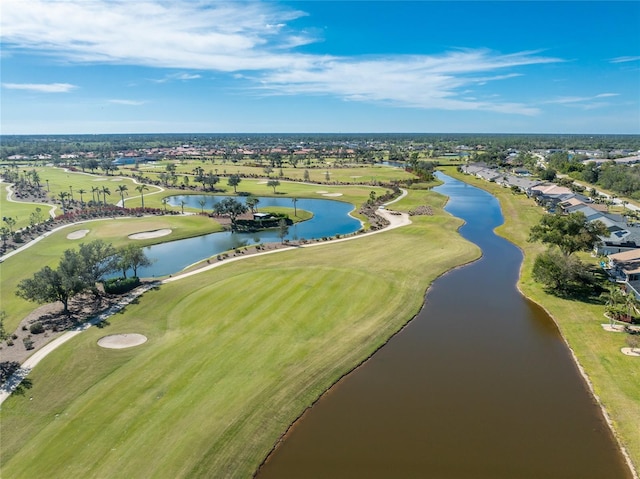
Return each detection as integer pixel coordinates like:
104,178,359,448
128,159,416,185
442,166,640,475
0,181,54,230
0,188,479,478
0,215,223,332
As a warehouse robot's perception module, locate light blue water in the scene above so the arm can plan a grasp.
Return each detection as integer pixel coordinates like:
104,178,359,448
131,196,361,277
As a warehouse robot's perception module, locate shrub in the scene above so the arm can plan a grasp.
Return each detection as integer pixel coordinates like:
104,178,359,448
29,322,45,334
23,337,34,350
103,276,141,294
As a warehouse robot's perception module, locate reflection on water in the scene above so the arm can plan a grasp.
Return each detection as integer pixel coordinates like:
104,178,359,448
256,173,631,479
133,196,361,277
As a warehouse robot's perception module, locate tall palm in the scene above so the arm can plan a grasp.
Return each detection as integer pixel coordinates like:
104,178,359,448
116,184,129,207
101,186,111,205
135,184,149,209
198,199,206,214
78,188,87,206
292,197,298,217
91,186,100,203
57,191,69,212
604,285,626,326
625,292,639,323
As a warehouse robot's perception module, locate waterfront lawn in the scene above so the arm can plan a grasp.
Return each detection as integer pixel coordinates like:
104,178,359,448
0,189,480,479
443,166,640,476
0,215,223,332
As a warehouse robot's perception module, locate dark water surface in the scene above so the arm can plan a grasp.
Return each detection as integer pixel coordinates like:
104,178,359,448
256,173,631,479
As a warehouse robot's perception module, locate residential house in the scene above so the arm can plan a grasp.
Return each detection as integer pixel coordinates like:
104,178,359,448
606,249,640,300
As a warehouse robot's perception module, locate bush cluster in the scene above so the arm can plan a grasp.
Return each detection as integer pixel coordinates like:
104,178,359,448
103,277,141,294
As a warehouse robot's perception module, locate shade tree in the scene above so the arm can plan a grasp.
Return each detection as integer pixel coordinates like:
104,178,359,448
529,212,609,256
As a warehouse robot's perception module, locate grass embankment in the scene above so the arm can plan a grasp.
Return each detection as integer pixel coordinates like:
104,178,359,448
0,188,479,478
0,215,223,333
442,166,640,475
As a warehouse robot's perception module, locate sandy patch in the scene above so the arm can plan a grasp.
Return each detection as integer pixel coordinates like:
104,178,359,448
67,229,90,240
129,228,172,240
256,180,269,184
350,175,362,178
111,178,123,181
601,324,626,332
621,348,640,357
322,192,343,197
93,178,107,181
98,333,147,349
315,190,328,194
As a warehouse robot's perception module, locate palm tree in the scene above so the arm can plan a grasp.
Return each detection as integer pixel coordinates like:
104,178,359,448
57,191,69,212
101,186,111,205
116,184,129,207
292,197,298,217
135,184,149,209
78,188,86,206
624,292,639,323
604,285,626,326
91,186,100,204
198,199,206,214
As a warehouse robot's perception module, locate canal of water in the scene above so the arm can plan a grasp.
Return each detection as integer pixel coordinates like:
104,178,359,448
255,173,632,478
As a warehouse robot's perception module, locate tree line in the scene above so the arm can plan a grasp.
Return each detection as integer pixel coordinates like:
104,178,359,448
16,240,152,314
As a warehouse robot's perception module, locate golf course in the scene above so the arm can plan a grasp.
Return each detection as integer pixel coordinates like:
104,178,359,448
1,164,638,478
0,170,482,477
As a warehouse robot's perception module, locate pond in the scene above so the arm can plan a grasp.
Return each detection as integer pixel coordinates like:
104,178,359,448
255,172,632,479
133,196,361,277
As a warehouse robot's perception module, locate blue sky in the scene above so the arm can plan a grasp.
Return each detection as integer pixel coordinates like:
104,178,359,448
1,1,639,135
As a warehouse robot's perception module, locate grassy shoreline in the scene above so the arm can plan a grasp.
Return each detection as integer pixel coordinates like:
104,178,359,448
442,166,640,477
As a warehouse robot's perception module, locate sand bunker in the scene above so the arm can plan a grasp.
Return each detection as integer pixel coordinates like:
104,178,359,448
315,190,328,194
621,348,640,357
601,324,625,332
129,228,172,239
67,229,90,240
93,178,107,181
110,178,123,181
98,333,147,349
257,180,269,184
322,192,343,197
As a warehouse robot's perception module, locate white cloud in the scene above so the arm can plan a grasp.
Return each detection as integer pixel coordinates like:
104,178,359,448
1,1,562,115
151,72,203,83
2,82,77,93
109,99,145,106
1,0,313,71
610,56,640,63
545,93,619,105
543,93,620,110
256,50,558,115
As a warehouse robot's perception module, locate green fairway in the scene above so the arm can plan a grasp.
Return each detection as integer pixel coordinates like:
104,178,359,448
0,181,54,230
0,188,479,478
126,158,416,185
443,167,640,475
0,215,223,332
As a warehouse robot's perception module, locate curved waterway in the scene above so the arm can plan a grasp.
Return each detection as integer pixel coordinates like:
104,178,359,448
256,173,632,479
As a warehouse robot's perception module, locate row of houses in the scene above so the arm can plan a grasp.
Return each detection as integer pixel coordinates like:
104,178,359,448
461,163,640,300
